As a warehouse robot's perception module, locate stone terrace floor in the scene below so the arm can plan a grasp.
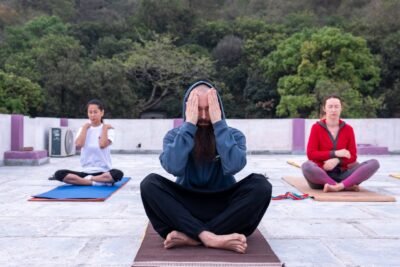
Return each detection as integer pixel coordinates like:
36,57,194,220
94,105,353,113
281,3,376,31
0,154,399,267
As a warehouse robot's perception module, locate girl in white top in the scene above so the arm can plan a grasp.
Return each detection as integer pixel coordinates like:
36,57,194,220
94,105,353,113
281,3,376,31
50,99,123,186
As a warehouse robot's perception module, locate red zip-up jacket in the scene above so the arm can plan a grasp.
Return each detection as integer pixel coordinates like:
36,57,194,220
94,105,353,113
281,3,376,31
306,119,357,171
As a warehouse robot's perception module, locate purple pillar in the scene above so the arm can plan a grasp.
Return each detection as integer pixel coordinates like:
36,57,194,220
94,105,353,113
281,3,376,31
11,114,24,151
292,118,305,154
60,118,68,127
173,118,184,128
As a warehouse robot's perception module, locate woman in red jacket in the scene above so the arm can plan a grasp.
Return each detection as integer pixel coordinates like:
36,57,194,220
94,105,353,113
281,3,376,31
302,95,380,192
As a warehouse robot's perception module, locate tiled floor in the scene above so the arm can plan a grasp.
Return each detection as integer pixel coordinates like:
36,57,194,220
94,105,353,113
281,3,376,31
0,154,399,266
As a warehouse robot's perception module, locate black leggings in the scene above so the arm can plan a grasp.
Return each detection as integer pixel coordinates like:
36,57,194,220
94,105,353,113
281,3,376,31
53,169,123,182
140,173,272,241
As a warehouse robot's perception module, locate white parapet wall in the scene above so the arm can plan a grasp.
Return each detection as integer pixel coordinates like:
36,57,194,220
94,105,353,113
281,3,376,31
23,117,61,151
345,119,400,152
68,118,172,152
228,119,293,153
1,115,400,166
304,119,400,153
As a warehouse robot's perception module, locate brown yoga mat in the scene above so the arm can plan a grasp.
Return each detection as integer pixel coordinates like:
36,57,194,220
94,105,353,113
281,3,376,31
282,176,396,202
390,173,400,179
133,224,283,267
286,160,302,168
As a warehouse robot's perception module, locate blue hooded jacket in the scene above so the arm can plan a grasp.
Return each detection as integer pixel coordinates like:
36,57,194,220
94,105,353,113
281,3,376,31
159,81,247,191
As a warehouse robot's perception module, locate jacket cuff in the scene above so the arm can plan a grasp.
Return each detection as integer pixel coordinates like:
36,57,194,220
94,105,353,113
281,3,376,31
213,119,228,133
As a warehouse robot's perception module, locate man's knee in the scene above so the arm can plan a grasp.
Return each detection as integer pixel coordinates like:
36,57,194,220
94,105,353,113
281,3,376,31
367,159,380,171
246,173,272,197
301,160,314,174
110,169,124,182
140,173,162,193
53,170,68,181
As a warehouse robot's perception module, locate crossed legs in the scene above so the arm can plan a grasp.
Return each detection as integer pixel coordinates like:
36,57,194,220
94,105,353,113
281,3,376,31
140,173,272,253
52,169,123,185
63,172,113,185
301,159,380,192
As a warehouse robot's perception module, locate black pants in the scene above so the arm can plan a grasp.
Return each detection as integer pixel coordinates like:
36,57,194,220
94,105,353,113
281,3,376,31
53,169,124,182
140,173,272,241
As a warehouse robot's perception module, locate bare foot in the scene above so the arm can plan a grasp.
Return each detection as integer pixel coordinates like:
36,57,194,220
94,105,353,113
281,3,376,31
345,185,360,192
199,231,247,253
323,183,345,193
164,231,201,249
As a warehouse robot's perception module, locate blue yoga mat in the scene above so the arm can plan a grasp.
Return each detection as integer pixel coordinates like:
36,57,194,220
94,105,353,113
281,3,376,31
30,177,131,201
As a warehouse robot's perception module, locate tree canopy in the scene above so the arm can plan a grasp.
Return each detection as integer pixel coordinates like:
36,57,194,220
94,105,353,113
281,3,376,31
263,27,381,118
0,0,398,118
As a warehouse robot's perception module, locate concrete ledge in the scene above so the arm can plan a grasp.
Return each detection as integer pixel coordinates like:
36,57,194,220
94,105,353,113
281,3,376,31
79,149,398,155
357,144,389,155
247,150,292,155
4,150,49,166
110,149,162,155
4,157,50,166
109,149,294,155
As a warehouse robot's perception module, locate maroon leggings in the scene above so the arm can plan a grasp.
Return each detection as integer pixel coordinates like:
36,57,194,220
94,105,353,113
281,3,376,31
301,159,380,189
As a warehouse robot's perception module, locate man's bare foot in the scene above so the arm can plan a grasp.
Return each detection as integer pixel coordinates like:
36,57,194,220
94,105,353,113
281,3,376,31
345,185,360,192
323,183,345,193
164,231,201,249
199,231,247,253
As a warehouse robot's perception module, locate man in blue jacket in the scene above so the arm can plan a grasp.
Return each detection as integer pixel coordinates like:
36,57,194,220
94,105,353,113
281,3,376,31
140,81,272,253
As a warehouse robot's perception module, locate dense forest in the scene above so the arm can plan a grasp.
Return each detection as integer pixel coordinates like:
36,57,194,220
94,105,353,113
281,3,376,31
0,0,399,119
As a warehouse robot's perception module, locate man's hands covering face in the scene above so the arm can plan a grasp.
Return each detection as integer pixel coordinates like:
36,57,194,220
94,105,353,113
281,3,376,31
185,92,199,125
207,89,221,124
185,88,222,126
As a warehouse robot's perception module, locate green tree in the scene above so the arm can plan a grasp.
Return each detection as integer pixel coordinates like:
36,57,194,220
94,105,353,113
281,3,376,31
0,16,68,66
190,20,232,50
86,58,138,118
135,0,196,38
234,18,287,63
92,36,133,58
236,19,287,118
15,0,76,21
0,16,85,117
31,34,86,117
262,27,381,118
384,80,400,117
123,35,215,117
212,18,287,118
75,0,136,23
0,70,43,115
379,31,400,117
69,19,140,58
4,32,87,117
0,4,19,30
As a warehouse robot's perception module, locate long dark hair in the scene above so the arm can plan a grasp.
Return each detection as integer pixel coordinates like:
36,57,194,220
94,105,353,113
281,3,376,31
320,94,342,119
86,99,105,123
